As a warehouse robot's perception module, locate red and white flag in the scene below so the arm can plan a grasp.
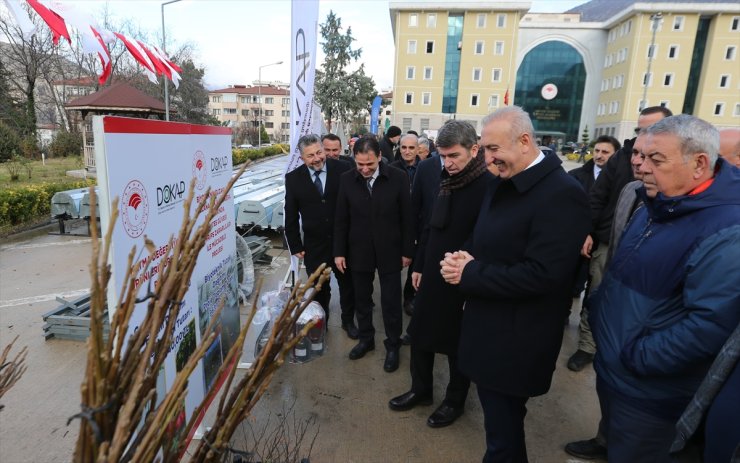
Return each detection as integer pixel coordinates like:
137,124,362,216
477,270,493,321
25,0,70,44
45,1,112,85
113,32,158,84
151,45,181,88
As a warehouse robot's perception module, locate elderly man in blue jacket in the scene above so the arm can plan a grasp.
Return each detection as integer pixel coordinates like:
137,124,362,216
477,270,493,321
591,114,740,463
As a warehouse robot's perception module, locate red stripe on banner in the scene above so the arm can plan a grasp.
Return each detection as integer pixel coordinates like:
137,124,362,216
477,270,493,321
103,117,231,135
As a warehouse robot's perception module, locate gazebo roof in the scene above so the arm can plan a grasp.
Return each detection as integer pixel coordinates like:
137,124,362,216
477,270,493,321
65,82,166,117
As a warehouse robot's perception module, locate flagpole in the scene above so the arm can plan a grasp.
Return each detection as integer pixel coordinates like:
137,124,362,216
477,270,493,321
161,0,182,121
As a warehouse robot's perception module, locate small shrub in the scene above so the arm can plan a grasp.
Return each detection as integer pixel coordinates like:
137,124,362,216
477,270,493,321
49,131,83,158
4,155,23,181
0,180,95,228
20,136,40,159
231,143,289,166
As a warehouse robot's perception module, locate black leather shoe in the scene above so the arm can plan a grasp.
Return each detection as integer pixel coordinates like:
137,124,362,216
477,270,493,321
383,349,400,372
341,321,359,340
401,334,411,346
427,404,464,428
564,438,607,460
567,349,594,372
388,391,433,411
348,340,374,360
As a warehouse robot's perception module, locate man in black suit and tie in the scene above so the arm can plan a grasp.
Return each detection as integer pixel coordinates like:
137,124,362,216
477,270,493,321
334,136,414,372
284,134,358,339
322,133,356,167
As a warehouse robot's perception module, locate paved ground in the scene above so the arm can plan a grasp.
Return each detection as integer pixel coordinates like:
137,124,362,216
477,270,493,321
0,155,598,463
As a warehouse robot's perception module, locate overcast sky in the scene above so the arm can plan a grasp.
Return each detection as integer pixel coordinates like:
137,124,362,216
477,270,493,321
6,0,587,90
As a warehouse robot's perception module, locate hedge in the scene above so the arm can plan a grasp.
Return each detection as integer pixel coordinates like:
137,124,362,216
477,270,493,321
0,180,95,228
232,144,289,166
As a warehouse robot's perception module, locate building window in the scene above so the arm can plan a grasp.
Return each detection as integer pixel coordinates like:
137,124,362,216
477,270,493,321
426,41,434,53
282,110,290,116
726,46,737,60
470,94,479,106
211,96,221,103
474,41,484,55
264,110,273,116
212,108,221,115
643,72,652,87
494,41,504,55
282,97,290,105
719,75,730,88
647,44,657,59
420,118,430,131
423,66,433,80
497,14,506,28
714,103,724,116
224,108,236,115
241,109,249,116
409,13,418,27
265,97,274,104
489,94,499,108
477,13,486,28
660,100,669,108
252,109,260,116
734,103,740,116
673,16,684,31
732,17,739,31
240,96,249,103
406,66,415,79
405,92,413,104
427,13,436,28
402,117,412,131
407,40,417,54
668,45,678,59
422,92,431,105
472,68,482,81
626,19,632,34
265,122,274,128
492,68,502,82
281,122,290,129
663,73,674,87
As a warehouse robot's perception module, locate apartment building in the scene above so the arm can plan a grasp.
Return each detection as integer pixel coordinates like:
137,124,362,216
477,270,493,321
390,0,739,143
390,2,528,134
208,84,291,143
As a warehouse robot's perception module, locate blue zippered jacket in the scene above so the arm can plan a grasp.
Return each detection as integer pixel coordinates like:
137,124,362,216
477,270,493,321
592,158,740,417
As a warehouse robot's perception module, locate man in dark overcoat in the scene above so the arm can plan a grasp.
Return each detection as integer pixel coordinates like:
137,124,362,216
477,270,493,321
389,120,492,428
334,136,414,372
441,106,591,462
284,134,358,338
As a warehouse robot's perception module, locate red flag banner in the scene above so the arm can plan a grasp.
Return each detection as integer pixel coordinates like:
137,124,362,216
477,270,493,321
504,88,510,106
26,0,70,44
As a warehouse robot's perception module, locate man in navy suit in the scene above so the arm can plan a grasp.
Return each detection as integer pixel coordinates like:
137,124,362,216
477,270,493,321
334,136,415,372
284,134,358,339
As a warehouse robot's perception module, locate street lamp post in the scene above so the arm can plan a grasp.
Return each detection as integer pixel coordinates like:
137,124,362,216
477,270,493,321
161,0,183,121
258,61,283,147
641,12,662,112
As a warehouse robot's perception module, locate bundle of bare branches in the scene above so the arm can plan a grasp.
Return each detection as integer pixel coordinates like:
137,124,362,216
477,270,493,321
73,166,330,463
0,336,28,411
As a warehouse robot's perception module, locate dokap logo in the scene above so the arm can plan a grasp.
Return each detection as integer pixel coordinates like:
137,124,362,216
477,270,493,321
121,180,149,238
210,155,230,176
193,150,207,190
157,180,186,207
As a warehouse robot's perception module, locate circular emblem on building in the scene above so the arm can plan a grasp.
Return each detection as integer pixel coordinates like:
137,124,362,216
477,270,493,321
121,180,149,238
193,150,207,191
541,83,558,100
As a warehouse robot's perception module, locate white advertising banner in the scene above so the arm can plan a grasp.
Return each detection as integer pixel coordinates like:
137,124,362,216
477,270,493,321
93,116,237,450
287,0,319,174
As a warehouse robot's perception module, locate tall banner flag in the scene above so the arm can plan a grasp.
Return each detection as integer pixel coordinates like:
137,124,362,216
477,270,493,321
286,0,319,174
370,95,382,136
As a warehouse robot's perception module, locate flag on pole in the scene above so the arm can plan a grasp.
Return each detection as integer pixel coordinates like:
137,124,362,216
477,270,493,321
2,0,36,39
26,0,69,44
151,45,182,89
113,32,158,84
286,0,319,175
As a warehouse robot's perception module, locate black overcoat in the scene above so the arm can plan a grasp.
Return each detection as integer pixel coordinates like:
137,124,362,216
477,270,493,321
284,158,352,270
411,156,444,253
457,153,590,397
408,171,492,354
568,159,596,194
333,161,414,273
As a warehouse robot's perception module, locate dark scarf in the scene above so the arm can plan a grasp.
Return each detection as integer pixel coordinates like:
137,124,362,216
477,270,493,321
430,152,487,228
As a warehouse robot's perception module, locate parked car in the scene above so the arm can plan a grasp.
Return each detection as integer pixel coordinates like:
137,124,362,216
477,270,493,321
237,144,254,149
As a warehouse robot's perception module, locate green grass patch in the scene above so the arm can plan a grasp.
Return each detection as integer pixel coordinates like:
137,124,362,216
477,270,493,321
0,156,89,187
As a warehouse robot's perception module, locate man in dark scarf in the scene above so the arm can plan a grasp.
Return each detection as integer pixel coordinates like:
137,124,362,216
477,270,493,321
389,120,492,429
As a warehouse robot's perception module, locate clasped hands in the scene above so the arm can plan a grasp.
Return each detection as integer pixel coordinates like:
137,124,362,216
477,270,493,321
439,250,474,285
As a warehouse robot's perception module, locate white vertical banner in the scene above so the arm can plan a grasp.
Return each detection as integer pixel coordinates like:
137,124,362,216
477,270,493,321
286,0,319,174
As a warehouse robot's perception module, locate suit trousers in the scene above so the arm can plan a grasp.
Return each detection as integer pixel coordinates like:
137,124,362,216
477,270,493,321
411,346,470,408
476,386,530,463
578,243,609,354
306,261,355,325
352,270,402,350
403,265,415,303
